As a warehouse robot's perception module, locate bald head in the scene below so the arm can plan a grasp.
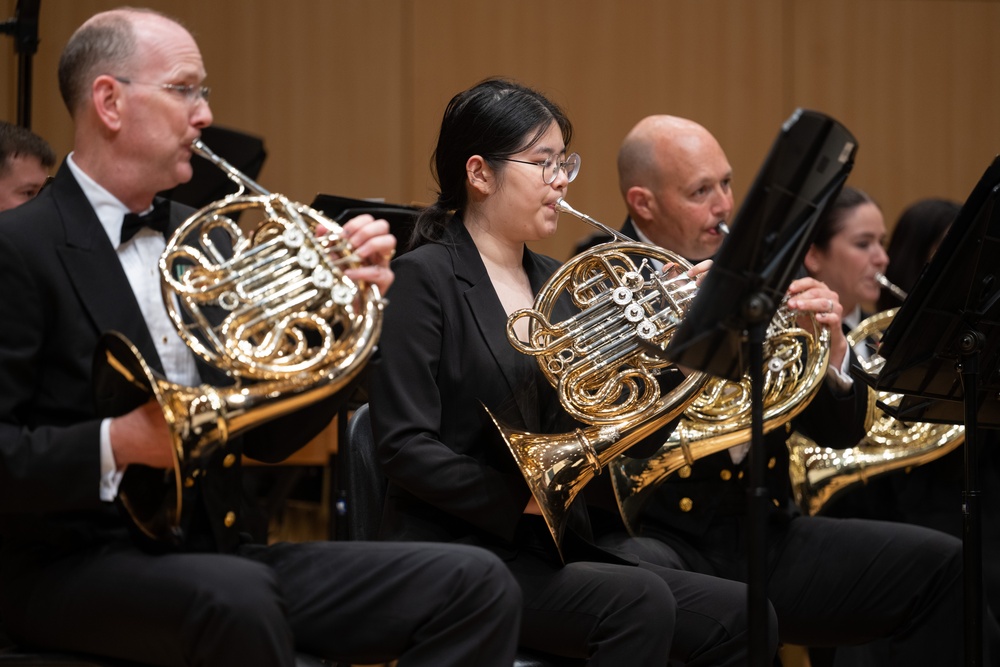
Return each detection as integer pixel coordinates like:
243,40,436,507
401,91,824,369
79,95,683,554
617,115,733,262
617,116,717,195
57,8,181,117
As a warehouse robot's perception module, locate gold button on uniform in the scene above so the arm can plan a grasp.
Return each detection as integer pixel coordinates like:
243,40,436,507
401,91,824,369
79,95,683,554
767,457,777,469
223,453,236,468
678,465,692,478
184,477,195,488
679,497,693,512
719,469,732,481
224,511,236,527
772,498,780,507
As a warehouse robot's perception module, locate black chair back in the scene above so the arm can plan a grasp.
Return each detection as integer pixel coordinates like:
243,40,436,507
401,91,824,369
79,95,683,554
342,403,385,541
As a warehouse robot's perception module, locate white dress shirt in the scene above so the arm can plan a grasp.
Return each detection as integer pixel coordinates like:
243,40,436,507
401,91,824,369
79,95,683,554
66,155,200,500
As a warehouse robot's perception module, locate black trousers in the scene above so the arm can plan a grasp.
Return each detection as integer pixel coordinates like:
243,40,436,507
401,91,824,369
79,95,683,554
509,516,776,666
608,514,986,665
0,537,522,667
811,442,1000,666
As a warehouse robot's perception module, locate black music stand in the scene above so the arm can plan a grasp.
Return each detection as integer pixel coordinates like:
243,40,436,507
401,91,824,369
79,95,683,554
310,193,421,252
663,109,858,667
856,155,1000,667
0,0,40,128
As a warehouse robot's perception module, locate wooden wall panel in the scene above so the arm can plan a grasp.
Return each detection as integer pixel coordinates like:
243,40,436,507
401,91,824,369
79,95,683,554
0,0,408,206
404,0,788,259
1,0,998,258
787,0,1000,229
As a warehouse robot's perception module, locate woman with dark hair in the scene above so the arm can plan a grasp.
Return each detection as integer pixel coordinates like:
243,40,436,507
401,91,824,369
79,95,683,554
802,188,1000,666
876,197,960,311
370,78,764,665
804,190,960,527
803,185,889,349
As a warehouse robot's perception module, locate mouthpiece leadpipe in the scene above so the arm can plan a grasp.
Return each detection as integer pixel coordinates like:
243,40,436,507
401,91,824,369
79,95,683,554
191,138,270,197
717,221,731,236
555,198,634,243
874,272,908,300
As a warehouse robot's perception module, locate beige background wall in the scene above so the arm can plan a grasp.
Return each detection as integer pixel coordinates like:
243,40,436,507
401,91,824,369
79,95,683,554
2,0,999,260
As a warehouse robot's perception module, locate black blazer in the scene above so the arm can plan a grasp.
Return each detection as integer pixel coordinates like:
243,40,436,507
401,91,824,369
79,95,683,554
0,161,339,554
370,218,595,557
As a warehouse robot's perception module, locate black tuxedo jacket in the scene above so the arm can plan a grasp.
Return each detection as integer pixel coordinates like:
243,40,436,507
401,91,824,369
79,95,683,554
620,217,639,242
0,161,338,555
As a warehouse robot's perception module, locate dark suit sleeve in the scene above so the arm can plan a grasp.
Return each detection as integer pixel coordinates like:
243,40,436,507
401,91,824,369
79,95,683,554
0,221,105,514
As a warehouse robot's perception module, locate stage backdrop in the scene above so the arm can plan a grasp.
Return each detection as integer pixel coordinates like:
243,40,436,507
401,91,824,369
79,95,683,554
3,0,999,261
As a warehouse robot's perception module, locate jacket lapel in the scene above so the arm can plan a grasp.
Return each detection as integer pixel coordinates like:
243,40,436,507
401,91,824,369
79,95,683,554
50,164,166,374
448,221,543,431
620,217,639,241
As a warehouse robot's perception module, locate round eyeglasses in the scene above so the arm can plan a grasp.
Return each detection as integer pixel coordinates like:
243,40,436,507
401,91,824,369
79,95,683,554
498,152,581,184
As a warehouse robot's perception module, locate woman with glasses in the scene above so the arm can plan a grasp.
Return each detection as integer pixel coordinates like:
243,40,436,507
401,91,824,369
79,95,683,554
369,77,767,665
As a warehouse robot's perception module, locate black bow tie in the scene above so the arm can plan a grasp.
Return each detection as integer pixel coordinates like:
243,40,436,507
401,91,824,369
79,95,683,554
120,199,171,244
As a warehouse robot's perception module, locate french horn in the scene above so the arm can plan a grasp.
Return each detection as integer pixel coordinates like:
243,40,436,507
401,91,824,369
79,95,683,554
609,300,832,533
487,199,708,558
93,139,384,544
788,302,965,515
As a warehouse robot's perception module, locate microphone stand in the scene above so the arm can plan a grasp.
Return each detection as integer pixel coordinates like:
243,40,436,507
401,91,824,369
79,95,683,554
0,0,41,128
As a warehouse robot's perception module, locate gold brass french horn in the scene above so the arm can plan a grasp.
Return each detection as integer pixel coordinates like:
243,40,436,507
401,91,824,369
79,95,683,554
608,300,832,533
93,139,384,544
788,293,965,515
487,199,708,558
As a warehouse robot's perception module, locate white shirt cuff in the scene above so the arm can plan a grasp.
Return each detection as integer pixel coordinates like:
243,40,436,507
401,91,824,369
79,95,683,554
99,417,125,502
826,350,855,394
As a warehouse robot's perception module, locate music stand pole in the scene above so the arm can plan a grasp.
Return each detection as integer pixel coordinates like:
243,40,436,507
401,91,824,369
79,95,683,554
745,297,773,667
0,0,40,129
659,108,857,666
960,332,984,667
15,41,33,128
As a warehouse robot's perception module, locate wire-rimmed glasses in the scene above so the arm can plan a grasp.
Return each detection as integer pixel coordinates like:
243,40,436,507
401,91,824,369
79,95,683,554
113,76,211,104
499,152,581,184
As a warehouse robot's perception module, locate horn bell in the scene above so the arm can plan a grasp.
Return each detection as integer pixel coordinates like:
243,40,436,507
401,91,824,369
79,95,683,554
788,308,965,515
93,139,384,545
